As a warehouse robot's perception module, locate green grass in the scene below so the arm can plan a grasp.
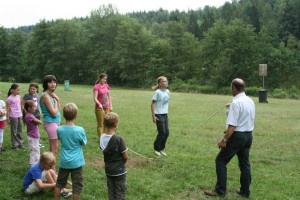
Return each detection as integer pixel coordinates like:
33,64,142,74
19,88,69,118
0,82,300,200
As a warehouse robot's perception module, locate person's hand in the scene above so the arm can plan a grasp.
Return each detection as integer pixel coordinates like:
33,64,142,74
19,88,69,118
152,115,158,123
217,139,226,149
98,103,103,109
50,93,59,101
225,103,231,109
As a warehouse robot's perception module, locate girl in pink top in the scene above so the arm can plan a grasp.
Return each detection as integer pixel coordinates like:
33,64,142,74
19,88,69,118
6,83,23,149
93,73,112,138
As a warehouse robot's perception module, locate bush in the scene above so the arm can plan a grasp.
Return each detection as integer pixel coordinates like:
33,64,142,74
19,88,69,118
245,86,261,97
271,88,288,99
288,85,300,100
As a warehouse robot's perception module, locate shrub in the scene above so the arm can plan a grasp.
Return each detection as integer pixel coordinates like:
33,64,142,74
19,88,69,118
271,88,288,99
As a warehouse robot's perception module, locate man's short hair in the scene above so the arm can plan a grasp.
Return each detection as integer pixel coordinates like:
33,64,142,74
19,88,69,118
104,112,119,129
231,78,245,91
40,152,56,167
63,103,78,121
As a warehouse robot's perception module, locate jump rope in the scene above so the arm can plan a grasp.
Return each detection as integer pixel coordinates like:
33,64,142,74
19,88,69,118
101,105,225,160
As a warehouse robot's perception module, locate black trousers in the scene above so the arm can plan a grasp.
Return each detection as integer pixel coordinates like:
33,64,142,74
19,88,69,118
215,131,252,196
154,114,169,151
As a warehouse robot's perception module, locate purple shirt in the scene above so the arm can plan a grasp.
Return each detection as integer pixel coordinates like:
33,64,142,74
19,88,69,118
25,113,40,138
6,95,22,118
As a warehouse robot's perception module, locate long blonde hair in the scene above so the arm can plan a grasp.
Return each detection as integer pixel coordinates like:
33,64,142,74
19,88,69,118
151,76,167,90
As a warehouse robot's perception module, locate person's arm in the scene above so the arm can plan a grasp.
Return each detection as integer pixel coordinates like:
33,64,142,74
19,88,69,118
21,97,26,112
50,93,60,108
93,90,102,109
6,102,10,124
35,179,56,189
108,92,112,111
122,151,128,163
33,117,43,125
217,125,236,149
151,101,158,123
42,95,58,118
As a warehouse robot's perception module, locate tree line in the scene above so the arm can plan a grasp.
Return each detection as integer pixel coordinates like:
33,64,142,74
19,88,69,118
0,0,300,89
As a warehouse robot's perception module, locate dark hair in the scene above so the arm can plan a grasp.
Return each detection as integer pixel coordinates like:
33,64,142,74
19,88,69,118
95,73,108,84
24,100,35,112
42,75,57,92
7,83,20,97
231,79,245,91
29,83,39,93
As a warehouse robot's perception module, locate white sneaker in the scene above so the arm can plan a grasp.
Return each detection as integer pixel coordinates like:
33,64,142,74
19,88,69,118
160,150,167,156
154,151,161,156
39,144,45,148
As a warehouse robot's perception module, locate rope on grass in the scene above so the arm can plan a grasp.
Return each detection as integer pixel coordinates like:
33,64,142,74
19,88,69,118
128,148,154,160
193,105,225,131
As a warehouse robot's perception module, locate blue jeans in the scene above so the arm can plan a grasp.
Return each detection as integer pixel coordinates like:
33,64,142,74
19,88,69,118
215,131,252,196
154,114,169,151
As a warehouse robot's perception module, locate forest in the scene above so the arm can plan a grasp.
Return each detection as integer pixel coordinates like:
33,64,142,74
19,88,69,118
0,0,300,90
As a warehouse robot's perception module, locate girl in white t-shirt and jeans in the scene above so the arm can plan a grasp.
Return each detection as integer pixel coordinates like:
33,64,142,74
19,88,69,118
151,76,170,156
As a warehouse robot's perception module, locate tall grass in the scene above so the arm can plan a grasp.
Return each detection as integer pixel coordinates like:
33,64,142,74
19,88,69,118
0,82,299,199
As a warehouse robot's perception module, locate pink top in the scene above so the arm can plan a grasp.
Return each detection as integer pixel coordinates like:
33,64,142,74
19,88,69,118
93,84,111,109
6,95,22,118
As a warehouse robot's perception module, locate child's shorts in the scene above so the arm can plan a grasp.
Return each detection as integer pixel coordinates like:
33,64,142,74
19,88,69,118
24,171,47,194
0,120,6,129
44,122,60,140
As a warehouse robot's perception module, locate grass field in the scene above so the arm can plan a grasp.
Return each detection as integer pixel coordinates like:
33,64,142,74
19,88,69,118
0,82,299,200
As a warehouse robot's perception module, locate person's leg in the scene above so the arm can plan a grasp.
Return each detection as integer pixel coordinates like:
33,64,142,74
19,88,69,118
237,133,252,197
70,167,83,200
115,174,126,200
28,137,40,166
16,117,24,145
44,122,59,156
161,114,169,151
103,108,111,134
25,181,41,195
154,114,166,151
107,176,116,200
215,132,247,195
95,109,104,137
9,117,19,148
54,187,61,200
55,168,71,199
45,169,57,183
0,128,4,148
49,139,58,156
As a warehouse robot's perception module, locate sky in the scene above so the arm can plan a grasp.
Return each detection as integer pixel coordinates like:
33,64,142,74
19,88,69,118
0,0,229,28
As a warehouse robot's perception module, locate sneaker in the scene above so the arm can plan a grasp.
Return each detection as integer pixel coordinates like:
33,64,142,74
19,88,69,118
160,150,167,156
39,144,45,148
0,147,5,152
154,151,161,156
60,191,72,198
